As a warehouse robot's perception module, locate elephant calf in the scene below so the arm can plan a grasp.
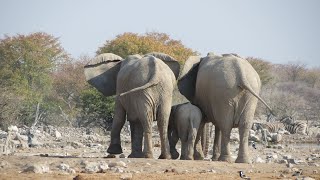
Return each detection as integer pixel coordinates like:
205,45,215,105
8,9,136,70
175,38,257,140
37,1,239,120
168,102,202,160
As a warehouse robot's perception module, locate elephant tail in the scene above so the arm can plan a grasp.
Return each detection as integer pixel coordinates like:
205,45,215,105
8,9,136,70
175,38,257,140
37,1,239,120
201,123,210,157
119,56,159,97
241,83,274,115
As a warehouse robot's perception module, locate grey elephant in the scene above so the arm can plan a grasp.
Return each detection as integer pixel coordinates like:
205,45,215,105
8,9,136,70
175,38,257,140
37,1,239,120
178,53,273,163
168,102,202,160
84,52,180,159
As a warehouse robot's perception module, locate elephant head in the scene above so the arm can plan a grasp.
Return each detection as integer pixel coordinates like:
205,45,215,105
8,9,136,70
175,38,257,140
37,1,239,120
84,52,180,97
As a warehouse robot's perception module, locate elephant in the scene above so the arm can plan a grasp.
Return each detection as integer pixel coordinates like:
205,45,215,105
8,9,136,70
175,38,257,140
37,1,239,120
178,53,273,163
168,102,202,160
84,52,180,159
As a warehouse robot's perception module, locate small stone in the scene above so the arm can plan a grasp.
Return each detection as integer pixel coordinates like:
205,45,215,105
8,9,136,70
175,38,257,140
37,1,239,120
54,130,61,139
302,177,315,180
23,164,50,174
209,169,217,173
115,167,124,173
313,170,318,174
120,173,133,180
0,161,10,168
278,159,288,164
67,168,76,174
286,163,293,168
84,163,99,173
255,157,265,163
98,163,109,173
117,161,127,167
58,163,70,171
8,125,18,132
283,155,292,159
279,173,286,178
308,162,319,167
146,163,151,166
119,154,126,158
105,154,116,158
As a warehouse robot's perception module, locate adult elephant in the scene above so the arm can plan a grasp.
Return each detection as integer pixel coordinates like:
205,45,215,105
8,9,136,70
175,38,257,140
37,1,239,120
84,52,180,159
178,53,272,163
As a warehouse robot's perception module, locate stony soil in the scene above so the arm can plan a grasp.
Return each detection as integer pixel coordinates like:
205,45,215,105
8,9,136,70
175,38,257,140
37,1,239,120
0,125,319,180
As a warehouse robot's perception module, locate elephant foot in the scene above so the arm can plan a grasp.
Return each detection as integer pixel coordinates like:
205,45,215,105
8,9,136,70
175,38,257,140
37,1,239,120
235,156,251,164
182,155,193,160
107,144,122,154
211,154,220,161
218,155,232,162
170,149,179,159
128,152,144,158
158,153,171,159
144,152,154,159
193,150,204,160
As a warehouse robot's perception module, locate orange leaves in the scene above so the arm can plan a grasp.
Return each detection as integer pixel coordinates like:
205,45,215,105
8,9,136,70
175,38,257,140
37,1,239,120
96,32,198,63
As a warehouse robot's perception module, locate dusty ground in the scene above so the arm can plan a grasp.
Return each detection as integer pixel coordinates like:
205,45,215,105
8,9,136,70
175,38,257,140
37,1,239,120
1,155,320,180
0,125,319,180
1,142,320,180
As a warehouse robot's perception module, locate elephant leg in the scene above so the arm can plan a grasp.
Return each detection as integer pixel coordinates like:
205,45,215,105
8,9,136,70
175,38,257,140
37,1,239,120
185,126,197,160
193,120,205,160
157,103,172,159
169,128,180,159
180,140,187,160
128,121,144,158
235,100,256,163
218,127,232,162
107,98,126,154
212,126,221,161
140,113,153,158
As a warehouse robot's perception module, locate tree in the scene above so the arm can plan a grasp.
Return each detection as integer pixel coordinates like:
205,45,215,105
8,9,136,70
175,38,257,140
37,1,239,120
97,32,198,62
77,87,115,132
0,32,68,126
303,67,320,88
284,61,306,82
246,57,273,85
50,56,89,125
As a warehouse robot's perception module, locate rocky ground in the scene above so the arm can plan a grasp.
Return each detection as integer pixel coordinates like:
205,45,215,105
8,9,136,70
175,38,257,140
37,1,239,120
0,123,320,180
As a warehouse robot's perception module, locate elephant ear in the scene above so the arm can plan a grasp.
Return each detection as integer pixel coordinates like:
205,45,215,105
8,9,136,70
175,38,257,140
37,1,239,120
178,56,201,102
84,53,123,96
145,52,180,79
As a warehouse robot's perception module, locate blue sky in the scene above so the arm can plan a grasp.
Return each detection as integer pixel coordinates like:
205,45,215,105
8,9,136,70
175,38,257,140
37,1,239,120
1,0,320,67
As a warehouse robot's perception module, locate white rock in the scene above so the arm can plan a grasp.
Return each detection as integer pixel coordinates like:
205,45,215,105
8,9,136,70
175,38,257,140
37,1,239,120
255,157,266,163
119,154,126,158
109,161,127,168
54,130,61,139
8,126,18,132
58,163,70,171
99,163,109,173
84,163,99,173
115,167,124,173
120,173,132,179
23,164,50,174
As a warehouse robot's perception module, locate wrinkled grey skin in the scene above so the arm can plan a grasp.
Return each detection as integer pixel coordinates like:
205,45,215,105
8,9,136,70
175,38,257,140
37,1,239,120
84,52,180,159
178,53,272,163
168,102,202,160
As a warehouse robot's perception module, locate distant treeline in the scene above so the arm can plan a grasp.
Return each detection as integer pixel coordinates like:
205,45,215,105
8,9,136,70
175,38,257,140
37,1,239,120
0,32,319,131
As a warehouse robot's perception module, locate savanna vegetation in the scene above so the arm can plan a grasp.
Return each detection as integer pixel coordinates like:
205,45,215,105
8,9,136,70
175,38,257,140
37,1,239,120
0,31,319,132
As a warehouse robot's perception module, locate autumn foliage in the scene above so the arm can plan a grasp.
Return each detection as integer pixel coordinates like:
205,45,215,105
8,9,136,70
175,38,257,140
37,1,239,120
97,32,198,62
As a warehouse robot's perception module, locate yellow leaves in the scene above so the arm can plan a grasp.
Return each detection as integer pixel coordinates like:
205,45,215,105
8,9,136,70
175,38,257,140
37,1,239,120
96,32,197,63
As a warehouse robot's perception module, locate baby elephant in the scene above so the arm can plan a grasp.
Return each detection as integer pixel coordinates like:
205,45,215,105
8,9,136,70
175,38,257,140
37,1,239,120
168,102,202,160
